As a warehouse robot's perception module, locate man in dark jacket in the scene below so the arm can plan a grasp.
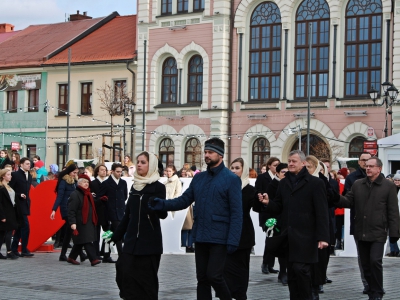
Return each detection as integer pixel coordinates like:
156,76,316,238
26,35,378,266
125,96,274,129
259,150,329,300
344,152,371,293
334,157,399,300
150,138,242,300
9,157,34,257
99,163,127,260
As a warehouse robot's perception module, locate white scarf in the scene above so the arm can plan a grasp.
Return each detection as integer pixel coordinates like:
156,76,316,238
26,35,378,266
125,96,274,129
311,163,322,178
133,152,160,191
167,174,179,183
320,162,329,179
96,176,106,183
268,169,275,180
111,173,120,185
235,158,249,190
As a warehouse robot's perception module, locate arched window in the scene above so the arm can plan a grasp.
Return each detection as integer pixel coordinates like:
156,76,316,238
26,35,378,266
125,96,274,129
162,57,178,103
159,138,175,168
188,55,203,102
295,0,330,99
249,2,282,101
252,138,270,172
291,134,330,160
185,138,202,169
345,0,382,97
348,136,366,158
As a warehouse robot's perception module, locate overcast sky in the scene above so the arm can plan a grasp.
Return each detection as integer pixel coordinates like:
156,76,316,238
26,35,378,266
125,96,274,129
1,0,137,30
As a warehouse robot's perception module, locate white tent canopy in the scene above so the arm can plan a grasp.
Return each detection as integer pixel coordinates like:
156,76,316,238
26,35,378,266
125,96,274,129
378,133,400,175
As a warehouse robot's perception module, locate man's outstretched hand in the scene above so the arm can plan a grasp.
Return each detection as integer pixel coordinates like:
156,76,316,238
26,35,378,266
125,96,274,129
148,197,165,211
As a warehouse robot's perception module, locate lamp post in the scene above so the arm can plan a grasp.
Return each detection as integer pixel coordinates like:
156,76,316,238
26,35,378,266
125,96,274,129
368,82,399,137
288,125,302,151
123,101,135,160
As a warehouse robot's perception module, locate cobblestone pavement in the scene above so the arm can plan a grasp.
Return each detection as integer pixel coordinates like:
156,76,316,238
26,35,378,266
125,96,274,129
0,248,399,300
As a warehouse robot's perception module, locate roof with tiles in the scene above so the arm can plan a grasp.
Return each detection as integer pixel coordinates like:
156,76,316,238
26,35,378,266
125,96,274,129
0,31,20,44
44,15,137,65
0,16,110,69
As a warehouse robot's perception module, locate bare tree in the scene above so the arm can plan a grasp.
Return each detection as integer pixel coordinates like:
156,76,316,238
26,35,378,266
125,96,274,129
97,81,135,162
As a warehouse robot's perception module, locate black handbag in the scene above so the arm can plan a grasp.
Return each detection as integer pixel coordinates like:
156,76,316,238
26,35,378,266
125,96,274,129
264,228,288,257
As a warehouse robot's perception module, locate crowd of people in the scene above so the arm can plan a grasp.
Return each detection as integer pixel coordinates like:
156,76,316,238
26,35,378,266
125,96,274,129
0,144,400,300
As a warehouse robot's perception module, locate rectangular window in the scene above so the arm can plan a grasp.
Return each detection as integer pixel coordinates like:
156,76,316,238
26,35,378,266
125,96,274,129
7,91,18,113
251,28,260,49
272,51,281,73
250,78,258,100
272,25,281,47
162,0,172,14
359,17,369,41
371,15,381,40
193,0,204,11
358,44,368,68
260,77,269,99
28,89,39,112
261,52,269,74
250,53,259,74
58,84,68,115
296,49,306,71
371,43,381,67
177,0,188,13
320,20,329,44
319,47,329,70
113,143,121,162
261,27,270,48
371,70,381,92
271,76,280,99
26,144,36,160
79,143,93,160
345,72,356,95
81,82,92,115
347,18,357,42
346,45,356,69
295,75,305,98
296,23,306,46
319,73,328,97
358,71,368,95
57,144,67,170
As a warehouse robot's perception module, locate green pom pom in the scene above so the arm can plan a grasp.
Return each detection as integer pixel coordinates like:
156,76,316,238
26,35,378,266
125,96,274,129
265,218,277,228
102,230,113,239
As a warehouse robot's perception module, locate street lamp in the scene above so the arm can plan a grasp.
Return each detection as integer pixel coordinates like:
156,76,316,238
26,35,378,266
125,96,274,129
368,82,399,137
123,100,135,160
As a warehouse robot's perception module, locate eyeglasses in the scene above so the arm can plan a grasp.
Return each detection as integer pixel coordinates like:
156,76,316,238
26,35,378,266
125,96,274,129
280,170,287,174
365,165,378,168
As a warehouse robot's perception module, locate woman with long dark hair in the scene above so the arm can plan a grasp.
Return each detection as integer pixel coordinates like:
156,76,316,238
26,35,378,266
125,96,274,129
113,151,167,299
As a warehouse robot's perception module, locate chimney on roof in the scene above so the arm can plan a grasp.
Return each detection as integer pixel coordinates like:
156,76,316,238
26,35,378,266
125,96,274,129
0,23,15,33
69,10,92,21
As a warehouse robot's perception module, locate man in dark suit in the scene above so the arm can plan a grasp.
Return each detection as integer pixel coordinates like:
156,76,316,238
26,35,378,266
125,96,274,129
259,150,329,300
99,163,127,261
9,157,34,257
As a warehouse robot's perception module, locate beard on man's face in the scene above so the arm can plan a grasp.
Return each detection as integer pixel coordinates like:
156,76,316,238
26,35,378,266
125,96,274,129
205,156,219,167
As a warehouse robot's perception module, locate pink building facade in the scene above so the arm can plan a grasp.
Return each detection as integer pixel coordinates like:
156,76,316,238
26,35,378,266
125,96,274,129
135,0,399,172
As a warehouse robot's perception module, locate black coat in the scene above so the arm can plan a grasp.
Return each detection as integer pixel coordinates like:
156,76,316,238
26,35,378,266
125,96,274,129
255,172,274,227
237,184,257,249
266,167,329,264
0,186,20,231
9,168,32,215
68,188,97,245
113,181,167,255
344,167,367,235
99,176,128,222
90,178,107,227
265,178,283,228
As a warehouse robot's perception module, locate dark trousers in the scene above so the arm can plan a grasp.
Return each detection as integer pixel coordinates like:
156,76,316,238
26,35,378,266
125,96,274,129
11,214,29,253
224,248,251,300
287,262,312,300
0,230,12,252
116,253,161,300
278,255,288,278
312,247,330,286
95,223,110,257
69,242,97,262
358,241,385,298
60,217,73,256
263,236,276,268
335,215,344,240
195,242,231,300
109,220,122,255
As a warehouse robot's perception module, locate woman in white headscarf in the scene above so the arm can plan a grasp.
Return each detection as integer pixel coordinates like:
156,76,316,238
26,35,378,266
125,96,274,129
112,151,167,300
223,157,259,300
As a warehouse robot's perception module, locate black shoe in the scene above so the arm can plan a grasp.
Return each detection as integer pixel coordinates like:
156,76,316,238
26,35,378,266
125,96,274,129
53,242,60,248
278,274,288,286
7,252,18,259
318,285,324,294
261,263,269,274
186,246,195,253
12,251,22,257
363,285,370,294
311,287,320,300
21,251,34,257
268,268,279,274
0,253,7,259
59,254,68,261
325,277,332,283
102,257,116,263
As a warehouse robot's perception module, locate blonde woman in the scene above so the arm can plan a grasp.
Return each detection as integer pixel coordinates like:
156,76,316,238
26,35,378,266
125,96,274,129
0,169,20,259
124,154,136,177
